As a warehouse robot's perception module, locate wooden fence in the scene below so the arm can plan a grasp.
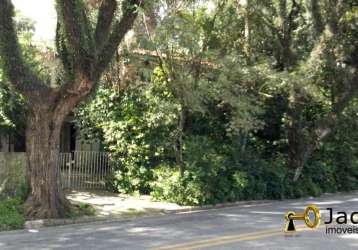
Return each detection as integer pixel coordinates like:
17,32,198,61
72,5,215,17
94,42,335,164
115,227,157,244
59,151,112,190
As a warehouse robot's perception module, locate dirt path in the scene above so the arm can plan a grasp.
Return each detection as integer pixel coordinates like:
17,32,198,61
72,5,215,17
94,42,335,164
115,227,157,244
66,190,190,218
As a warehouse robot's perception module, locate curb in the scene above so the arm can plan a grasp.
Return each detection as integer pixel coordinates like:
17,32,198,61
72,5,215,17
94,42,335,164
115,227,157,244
24,199,275,230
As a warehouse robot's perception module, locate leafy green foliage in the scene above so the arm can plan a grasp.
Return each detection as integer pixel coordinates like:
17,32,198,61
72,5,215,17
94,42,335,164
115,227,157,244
0,197,25,231
0,14,40,133
151,136,248,205
0,82,24,131
76,68,180,194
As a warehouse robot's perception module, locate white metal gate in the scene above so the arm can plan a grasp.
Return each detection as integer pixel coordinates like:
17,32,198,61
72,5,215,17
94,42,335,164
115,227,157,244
59,151,112,190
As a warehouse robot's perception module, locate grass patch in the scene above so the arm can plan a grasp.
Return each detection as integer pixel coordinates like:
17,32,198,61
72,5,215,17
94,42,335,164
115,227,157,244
0,198,96,231
0,197,25,231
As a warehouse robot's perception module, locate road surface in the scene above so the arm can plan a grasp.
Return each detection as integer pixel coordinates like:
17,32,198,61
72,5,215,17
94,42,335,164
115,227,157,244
1,192,358,249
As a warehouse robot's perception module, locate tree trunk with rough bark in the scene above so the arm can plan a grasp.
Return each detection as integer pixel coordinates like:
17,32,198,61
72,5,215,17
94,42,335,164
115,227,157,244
174,107,186,177
25,105,68,218
236,0,252,65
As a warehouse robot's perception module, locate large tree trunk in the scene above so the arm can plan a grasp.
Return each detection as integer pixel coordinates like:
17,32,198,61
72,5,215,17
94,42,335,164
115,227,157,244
287,121,306,181
24,104,69,219
236,0,252,65
286,85,309,182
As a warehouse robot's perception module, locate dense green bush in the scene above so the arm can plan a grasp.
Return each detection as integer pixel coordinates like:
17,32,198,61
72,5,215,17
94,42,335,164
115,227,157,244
151,136,248,205
237,156,287,200
76,69,179,195
109,165,154,195
151,165,248,206
78,81,358,206
0,197,25,231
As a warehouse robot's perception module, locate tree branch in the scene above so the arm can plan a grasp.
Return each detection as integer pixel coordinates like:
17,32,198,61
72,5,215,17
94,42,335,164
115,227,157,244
0,0,49,97
95,0,143,78
292,75,357,182
53,0,143,122
55,0,94,76
309,0,323,37
94,0,117,52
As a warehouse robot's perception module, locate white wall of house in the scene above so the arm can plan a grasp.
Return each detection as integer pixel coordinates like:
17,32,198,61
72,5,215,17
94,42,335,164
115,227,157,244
61,122,102,152
1,122,102,153
75,136,101,152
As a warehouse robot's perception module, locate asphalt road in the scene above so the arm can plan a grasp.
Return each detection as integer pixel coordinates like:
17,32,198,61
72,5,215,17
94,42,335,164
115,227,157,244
1,192,358,250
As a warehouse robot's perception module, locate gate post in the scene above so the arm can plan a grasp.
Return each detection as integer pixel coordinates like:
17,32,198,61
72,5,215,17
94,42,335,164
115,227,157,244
66,158,74,188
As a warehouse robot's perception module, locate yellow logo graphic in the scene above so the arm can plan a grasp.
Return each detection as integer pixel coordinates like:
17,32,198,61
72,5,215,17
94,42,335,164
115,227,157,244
285,204,321,232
